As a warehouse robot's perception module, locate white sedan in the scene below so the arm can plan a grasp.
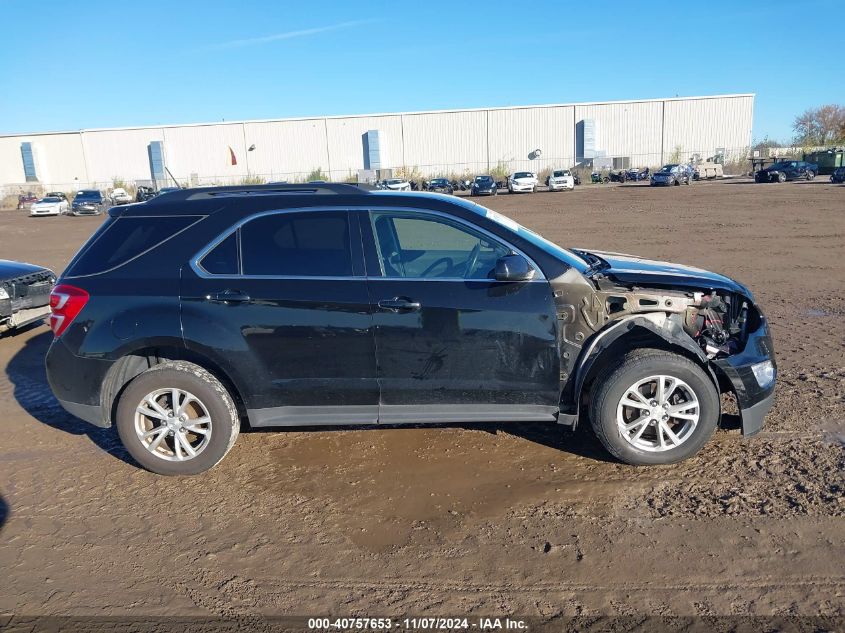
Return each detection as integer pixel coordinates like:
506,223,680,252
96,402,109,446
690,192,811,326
384,178,411,191
547,169,575,191
110,188,132,205
29,196,69,217
508,171,538,193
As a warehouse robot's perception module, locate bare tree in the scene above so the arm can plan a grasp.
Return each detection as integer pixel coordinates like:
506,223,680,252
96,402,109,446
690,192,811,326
792,104,845,146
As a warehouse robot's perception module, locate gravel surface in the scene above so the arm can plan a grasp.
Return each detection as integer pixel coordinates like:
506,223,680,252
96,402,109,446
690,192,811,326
1,179,843,619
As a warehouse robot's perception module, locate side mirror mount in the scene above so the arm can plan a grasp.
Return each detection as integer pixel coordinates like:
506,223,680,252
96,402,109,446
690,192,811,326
495,253,536,282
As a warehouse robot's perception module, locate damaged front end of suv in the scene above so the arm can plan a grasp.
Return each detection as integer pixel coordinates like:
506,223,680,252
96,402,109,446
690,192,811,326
554,250,776,437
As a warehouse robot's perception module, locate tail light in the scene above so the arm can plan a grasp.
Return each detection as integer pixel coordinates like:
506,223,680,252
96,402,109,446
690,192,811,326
49,284,89,337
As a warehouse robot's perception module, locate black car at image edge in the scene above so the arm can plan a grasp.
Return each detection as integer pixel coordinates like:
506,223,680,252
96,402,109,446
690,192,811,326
45,183,777,475
754,160,819,183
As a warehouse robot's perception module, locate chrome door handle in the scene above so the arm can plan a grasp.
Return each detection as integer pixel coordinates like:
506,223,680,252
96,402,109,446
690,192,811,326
378,297,421,312
206,290,251,304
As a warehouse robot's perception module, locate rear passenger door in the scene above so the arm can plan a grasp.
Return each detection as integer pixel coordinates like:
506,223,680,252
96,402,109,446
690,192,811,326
180,209,379,427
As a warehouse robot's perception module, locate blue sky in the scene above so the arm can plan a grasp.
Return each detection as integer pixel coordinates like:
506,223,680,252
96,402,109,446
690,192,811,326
0,0,841,141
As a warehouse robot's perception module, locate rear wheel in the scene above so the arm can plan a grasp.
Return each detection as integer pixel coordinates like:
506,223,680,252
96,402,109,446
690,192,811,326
589,349,719,465
115,361,240,475
777,172,787,183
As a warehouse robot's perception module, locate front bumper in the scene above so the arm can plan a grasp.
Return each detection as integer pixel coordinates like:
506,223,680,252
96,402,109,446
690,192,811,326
548,181,574,190
712,317,777,436
650,178,672,186
472,188,496,195
510,183,535,192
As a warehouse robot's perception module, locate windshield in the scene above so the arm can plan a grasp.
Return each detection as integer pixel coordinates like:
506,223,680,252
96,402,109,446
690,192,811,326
386,179,403,185
552,170,570,177
430,179,447,185
475,176,493,183
447,197,589,273
513,172,533,179
75,191,100,200
39,197,60,203
769,162,794,169
659,165,678,173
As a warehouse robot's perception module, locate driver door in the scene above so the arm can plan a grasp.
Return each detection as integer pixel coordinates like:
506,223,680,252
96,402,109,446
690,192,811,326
361,209,560,423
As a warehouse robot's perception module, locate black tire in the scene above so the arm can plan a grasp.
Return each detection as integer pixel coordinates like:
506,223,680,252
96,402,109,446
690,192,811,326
115,360,240,475
589,349,719,465
806,171,815,181
778,172,786,183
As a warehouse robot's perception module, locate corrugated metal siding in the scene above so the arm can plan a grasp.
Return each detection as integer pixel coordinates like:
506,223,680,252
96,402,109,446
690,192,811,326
401,110,487,175
161,123,249,185
663,95,754,163
0,95,754,190
488,106,576,175
575,101,664,168
243,119,329,182
83,128,165,184
325,115,404,178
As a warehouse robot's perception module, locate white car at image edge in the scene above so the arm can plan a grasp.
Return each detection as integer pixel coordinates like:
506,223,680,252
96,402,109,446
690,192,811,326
29,196,69,217
548,169,575,191
508,171,538,193
384,178,411,191
109,188,132,205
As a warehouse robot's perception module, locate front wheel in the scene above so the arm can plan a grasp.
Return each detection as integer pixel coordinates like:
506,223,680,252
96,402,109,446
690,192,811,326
589,349,719,465
115,360,240,475
806,171,815,181
778,172,787,183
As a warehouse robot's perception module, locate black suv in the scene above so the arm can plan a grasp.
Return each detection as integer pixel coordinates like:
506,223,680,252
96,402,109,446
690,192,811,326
46,184,776,475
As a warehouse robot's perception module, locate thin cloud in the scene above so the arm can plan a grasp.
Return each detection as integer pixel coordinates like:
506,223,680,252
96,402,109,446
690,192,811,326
209,19,376,50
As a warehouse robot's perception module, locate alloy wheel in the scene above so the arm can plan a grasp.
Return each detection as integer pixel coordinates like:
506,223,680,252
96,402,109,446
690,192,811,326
616,374,700,452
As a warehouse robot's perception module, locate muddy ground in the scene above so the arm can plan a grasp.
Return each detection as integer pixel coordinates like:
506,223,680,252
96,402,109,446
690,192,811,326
0,179,843,622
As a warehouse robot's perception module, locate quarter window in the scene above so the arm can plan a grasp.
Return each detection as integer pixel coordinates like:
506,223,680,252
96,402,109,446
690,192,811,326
240,211,353,277
371,212,509,279
201,232,239,275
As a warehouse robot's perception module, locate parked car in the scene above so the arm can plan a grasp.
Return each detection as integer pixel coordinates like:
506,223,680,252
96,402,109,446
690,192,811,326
383,178,411,192
651,164,692,186
426,178,454,194
508,171,538,193
626,167,650,181
831,167,845,184
754,160,818,183
110,188,132,205
16,193,39,210
547,169,575,191
45,183,776,475
0,259,56,335
470,175,498,196
29,196,69,217
136,186,157,202
71,190,107,215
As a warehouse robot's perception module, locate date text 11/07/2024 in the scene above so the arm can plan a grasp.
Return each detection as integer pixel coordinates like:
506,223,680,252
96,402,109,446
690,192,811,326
306,617,528,630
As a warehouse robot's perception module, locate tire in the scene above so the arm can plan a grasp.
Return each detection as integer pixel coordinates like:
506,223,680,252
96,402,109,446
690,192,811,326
778,172,786,183
806,171,815,181
115,360,240,475
589,349,719,465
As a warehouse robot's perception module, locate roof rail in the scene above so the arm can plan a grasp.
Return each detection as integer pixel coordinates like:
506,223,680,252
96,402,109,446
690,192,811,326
146,182,374,203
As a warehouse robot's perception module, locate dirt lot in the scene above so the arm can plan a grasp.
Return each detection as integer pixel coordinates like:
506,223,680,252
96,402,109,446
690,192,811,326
1,180,843,622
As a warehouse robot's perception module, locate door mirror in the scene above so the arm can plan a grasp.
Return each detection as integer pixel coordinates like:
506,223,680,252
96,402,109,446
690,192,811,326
495,253,535,282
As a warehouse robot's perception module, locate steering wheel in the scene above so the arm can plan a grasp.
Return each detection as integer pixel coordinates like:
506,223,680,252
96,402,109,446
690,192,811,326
420,257,453,278
463,243,481,279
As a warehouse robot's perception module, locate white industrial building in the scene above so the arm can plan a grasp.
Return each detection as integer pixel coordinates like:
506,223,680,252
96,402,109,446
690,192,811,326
0,93,753,193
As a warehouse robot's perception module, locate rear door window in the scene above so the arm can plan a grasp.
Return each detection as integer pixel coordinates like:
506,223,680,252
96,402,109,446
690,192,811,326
239,211,353,277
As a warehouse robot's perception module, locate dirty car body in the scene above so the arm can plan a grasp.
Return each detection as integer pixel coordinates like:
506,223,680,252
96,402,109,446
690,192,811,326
0,260,56,334
44,185,776,474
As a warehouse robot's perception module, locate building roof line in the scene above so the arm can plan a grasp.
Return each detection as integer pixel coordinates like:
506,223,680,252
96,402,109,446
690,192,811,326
0,93,755,139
